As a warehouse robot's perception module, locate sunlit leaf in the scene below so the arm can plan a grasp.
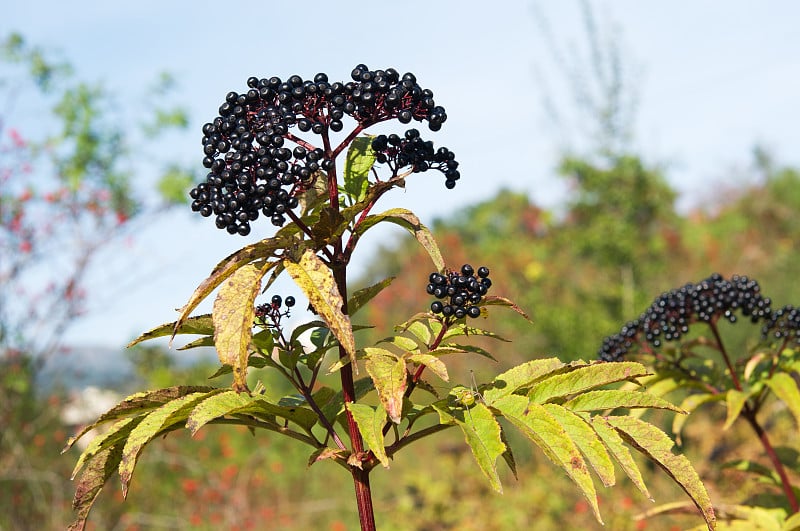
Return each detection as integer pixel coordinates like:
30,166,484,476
544,404,616,487
213,262,267,392
481,295,532,322
346,403,390,468
433,401,506,493
591,415,652,500
357,208,444,271
343,135,375,203
127,314,213,347
672,393,725,444
723,389,750,430
482,358,565,405
284,249,356,368
365,349,407,424
68,444,124,531
119,391,217,497
494,394,602,523
606,415,716,530
563,389,685,414
407,353,449,381
765,373,800,429
187,389,319,433
528,361,649,404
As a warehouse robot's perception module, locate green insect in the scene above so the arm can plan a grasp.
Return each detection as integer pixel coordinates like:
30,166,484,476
449,370,483,423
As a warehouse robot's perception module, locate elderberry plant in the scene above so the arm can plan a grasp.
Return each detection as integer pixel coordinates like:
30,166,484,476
66,65,715,531
598,273,800,529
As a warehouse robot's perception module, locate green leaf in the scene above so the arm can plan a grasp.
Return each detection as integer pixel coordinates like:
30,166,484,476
343,135,375,203
364,348,407,424
563,390,685,414
481,295,532,322
70,417,143,480
720,459,780,486
605,415,716,530
119,391,217,497
765,373,800,429
407,353,449,381
543,404,616,488
284,249,356,368
127,314,213,347
783,510,800,530
348,276,394,316
590,415,652,500
672,393,725,444
528,361,649,404
433,401,506,493
494,394,602,523
403,321,432,346
187,389,319,433
68,444,125,531
723,389,750,430
173,240,285,342
346,403,390,468
482,358,566,405
213,262,267,392
358,208,444,271
64,386,216,451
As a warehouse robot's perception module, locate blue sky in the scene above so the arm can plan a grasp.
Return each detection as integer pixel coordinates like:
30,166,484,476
5,1,799,351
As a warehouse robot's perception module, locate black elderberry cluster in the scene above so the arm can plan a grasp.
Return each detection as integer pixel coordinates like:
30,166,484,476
371,128,460,188
427,264,491,319
762,305,800,345
255,295,296,325
599,273,772,362
190,64,449,235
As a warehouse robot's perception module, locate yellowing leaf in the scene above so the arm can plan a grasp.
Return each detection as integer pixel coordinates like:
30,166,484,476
358,208,444,271
118,392,219,497
407,353,449,382
606,415,716,530
528,361,649,404
433,401,506,493
127,314,213,347
284,249,356,368
563,389,685,414
482,358,566,405
723,389,749,430
765,373,800,429
213,262,267,392
591,415,652,500
494,394,602,524
346,403,390,468
68,444,125,531
544,404,616,487
365,349,407,424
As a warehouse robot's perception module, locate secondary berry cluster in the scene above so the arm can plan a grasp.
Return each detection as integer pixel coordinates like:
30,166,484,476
762,305,800,344
190,64,451,235
255,295,296,326
371,128,460,188
599,273,772,362
427,264,491,319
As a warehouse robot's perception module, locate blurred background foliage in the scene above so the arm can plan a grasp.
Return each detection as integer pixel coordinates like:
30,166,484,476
3,7,800,529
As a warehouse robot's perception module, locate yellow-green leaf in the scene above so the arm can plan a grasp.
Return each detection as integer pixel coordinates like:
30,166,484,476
606,415,716,530
591,415,652,500
358,208,444,271
213,262,267,392
544,404,616,487
346,403,390,468
765,373,800,429
127,314,213,347
348,276,394,316
528,361,649,404
563,389,685,413
723,389,749,430
284,249,356,368
482,358,566,405
433,401,506,493
364,349,407,424
494,394,602,523
68,444,125,531
407,353,449,381
343,135,375,203
119,391,216,497
672,393,724,444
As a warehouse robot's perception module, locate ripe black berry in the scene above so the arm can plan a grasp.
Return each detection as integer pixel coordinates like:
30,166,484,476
285,296,296,308
427,264,492,319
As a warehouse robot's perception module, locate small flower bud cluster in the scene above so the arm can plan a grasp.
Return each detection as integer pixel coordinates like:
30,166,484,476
427,264,491,319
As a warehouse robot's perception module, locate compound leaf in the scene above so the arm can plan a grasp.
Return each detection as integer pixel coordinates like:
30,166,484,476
482,358,566,405
494,394,602,523
591,415,652,500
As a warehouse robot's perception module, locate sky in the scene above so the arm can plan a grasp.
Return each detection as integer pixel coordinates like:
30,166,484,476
4,1,799,355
